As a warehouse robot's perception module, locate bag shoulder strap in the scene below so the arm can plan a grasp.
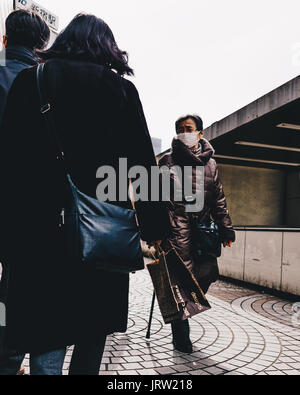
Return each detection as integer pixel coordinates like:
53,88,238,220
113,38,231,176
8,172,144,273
36,63,137,212
36,63,69,175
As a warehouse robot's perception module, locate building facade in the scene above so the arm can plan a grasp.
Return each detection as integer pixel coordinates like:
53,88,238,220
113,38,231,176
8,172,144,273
151,137,162,156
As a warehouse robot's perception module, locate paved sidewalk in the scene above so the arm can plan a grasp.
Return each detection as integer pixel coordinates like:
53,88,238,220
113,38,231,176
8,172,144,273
23,260,300,375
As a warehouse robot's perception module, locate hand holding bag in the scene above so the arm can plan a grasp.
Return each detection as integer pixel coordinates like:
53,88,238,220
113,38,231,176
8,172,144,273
36,63,144,273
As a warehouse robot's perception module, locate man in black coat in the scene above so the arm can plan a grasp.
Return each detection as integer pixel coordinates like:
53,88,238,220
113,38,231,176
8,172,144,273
0,10,50,305
0,10,50,374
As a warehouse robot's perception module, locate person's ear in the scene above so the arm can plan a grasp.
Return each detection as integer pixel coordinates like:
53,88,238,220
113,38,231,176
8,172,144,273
3,36,8,48
199,130,204,139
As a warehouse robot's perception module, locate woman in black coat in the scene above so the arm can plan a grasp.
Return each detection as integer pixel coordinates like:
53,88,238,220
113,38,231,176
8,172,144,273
0,14,169,375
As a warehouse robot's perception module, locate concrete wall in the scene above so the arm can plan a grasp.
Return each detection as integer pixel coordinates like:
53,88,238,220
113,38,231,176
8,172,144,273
219,230,300,296
285,170,300,227
217,163,285,226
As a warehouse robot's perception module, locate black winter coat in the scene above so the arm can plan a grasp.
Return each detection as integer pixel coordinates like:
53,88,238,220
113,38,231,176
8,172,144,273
0,46,38,305
0,58,170,353
159,138,235,295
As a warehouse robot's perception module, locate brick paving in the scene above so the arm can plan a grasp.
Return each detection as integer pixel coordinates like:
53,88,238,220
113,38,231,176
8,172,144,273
21,259,300,375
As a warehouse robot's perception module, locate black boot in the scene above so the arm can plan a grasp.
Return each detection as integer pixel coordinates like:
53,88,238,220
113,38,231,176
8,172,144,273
171,320,193,354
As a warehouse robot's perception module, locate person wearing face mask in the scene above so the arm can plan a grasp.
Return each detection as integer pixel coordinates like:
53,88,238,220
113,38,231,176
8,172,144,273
158,114,235,354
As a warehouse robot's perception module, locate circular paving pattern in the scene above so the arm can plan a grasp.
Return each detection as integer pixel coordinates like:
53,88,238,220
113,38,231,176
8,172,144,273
23,263,300,375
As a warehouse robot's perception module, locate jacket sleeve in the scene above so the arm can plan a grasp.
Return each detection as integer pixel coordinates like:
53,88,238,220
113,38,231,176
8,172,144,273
0,71,28,263
123,80,170,242
210,164,236,243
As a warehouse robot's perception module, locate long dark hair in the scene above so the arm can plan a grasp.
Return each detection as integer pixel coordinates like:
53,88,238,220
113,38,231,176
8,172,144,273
39,13,134,76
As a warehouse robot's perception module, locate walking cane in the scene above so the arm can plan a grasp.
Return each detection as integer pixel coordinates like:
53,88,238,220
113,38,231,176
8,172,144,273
146,291,156,340
146,243,161,340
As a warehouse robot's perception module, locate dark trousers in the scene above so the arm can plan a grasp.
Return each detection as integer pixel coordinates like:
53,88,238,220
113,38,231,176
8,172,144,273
171,319,191,345
68,335,107,376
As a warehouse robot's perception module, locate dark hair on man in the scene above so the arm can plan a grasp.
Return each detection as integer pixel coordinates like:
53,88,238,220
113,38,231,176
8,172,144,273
5,10,50,50
175,114,204,133
40,13,134,76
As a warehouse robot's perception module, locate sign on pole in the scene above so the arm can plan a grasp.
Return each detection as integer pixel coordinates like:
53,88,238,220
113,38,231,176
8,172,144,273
15,0,59,32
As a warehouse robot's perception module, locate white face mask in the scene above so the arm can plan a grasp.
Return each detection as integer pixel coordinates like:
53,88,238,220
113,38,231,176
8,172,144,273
176,132,200,148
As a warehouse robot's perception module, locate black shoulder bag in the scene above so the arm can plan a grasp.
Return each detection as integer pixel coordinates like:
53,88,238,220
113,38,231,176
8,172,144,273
193,220,222,258
36,63,144,273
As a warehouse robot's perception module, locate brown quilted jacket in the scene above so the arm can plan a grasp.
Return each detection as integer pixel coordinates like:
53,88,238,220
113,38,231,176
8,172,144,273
158,137,235,293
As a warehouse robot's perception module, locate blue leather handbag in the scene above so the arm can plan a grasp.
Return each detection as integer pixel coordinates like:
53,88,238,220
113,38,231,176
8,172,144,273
193,220,222,258
36,64,144,273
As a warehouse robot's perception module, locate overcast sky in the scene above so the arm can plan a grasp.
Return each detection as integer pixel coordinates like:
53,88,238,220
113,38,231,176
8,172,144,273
41,0,300,150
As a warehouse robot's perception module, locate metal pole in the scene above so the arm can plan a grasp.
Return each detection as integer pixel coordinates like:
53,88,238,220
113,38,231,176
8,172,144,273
146,291,156,340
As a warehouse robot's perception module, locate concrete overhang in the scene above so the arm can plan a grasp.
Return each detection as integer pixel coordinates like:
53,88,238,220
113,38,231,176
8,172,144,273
204,76,300,169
